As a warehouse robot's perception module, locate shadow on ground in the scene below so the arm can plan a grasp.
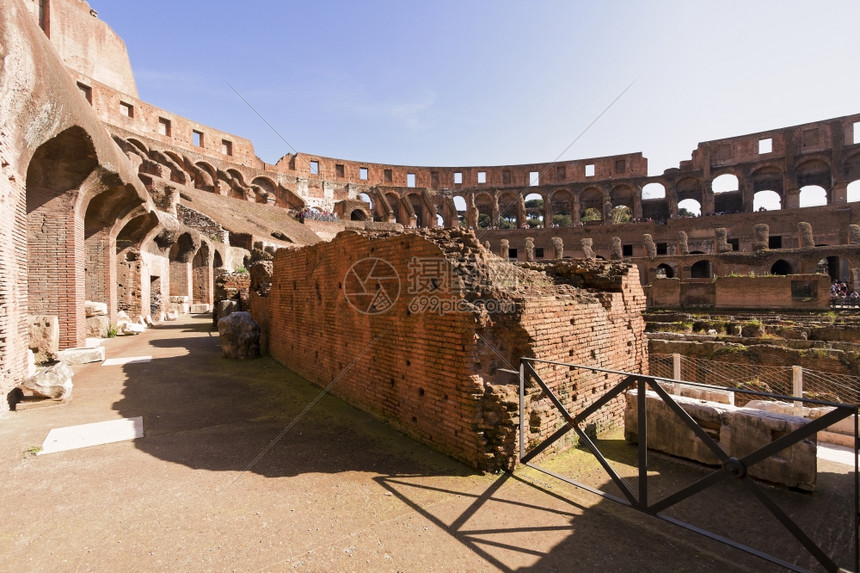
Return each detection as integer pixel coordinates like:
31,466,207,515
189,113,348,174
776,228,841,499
110,317,855,571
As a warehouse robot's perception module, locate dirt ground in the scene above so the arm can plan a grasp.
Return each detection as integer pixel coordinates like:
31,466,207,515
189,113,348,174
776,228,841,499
0,315,854,572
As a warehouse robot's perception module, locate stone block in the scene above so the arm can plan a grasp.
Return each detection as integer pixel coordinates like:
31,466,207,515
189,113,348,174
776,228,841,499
57,346,105,365
21,361,73,399
86,315,110,338
626,390,816,491
29,315,59,360
218,311,260,359
85,301,108,317
190,303,211,314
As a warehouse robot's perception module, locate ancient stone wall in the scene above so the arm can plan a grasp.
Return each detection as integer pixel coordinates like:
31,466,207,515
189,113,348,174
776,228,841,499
23,0,139,97
255,230,647,470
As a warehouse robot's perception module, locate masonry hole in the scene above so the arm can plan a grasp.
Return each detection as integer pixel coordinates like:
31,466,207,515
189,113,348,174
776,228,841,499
390,378,395,386
418,388,425,396
406,360,411,366
411,416,418,423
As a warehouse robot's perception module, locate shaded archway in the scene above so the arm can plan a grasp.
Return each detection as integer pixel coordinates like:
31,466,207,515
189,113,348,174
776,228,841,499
498,191,520,229
770,259,794,275
550,189,573,227
690,260,712,279
474,193,494,229
191,241,212,306
115,210,159,318
26,126,99,349
251,176,277,205
656,263,675,279
580,187,603,222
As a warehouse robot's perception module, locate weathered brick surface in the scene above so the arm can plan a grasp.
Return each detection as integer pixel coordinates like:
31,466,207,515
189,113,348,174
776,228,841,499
256,230,647,471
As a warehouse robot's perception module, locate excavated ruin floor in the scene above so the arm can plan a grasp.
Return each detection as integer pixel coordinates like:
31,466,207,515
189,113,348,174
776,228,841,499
0,315,853,572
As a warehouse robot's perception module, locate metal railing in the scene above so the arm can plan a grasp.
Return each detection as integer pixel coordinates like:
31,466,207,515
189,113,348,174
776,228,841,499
518,358,859,572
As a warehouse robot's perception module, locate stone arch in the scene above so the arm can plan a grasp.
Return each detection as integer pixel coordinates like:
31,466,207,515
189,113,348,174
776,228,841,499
770,259,794,275
169,231,200,302
497,191,520,229
549,188,574,227
799,185,828,207
350,209,368,221
642,182,666,199
675,177,703,204
474,192,494,229
115,209,159,318
213,250,224,270
690,260,712,279
751,165,783,195
677,198,702,216
524,192,545,228
194,161,217,191
81,180,144,323
226,168,247,187
579,187,604,221
192,241,212,306
711,171,743,214
712,173,739,193
610,184,635,209
127,138,149,155
406,192,429,228
655,263,675,279
384,192,404,224
452,194,468,227
251,176,277,205
26,126,99,349
845,150,860,187
795,157,832,193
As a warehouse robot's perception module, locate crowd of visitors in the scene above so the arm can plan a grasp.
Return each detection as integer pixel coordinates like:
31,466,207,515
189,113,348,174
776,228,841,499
290,208,340,223
831,280,859,299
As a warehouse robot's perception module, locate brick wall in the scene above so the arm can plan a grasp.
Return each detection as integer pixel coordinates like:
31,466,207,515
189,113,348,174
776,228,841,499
116,247,142,316
0,158,29,410
255,230,647,471
714,274,829,309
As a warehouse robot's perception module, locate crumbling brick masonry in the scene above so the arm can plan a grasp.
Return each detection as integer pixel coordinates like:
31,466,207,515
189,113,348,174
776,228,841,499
253,229,647,471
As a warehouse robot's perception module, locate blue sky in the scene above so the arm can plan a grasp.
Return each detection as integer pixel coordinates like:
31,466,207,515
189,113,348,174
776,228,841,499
93,0,860,181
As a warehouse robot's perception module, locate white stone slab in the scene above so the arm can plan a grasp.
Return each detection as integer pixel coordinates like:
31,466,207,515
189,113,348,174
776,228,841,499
102,356,152,367
818,443,859,467
39,417,143,454
57,346,105,365
84,338,103,348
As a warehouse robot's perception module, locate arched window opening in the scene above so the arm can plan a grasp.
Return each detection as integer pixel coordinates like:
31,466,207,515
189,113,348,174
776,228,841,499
610,205,632,224
799,185,827,207
770,259,793,275
525,192,544,228
847,180,860,203
453,195,467,226
642,182,665,199
677,198,701,217
753,190,781,211
690,260,711,279
656,263,674,279
712,174,739,193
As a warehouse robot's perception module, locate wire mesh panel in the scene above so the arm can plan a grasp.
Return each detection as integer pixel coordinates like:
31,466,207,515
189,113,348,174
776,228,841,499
520,358,859,572
650,354,860,406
